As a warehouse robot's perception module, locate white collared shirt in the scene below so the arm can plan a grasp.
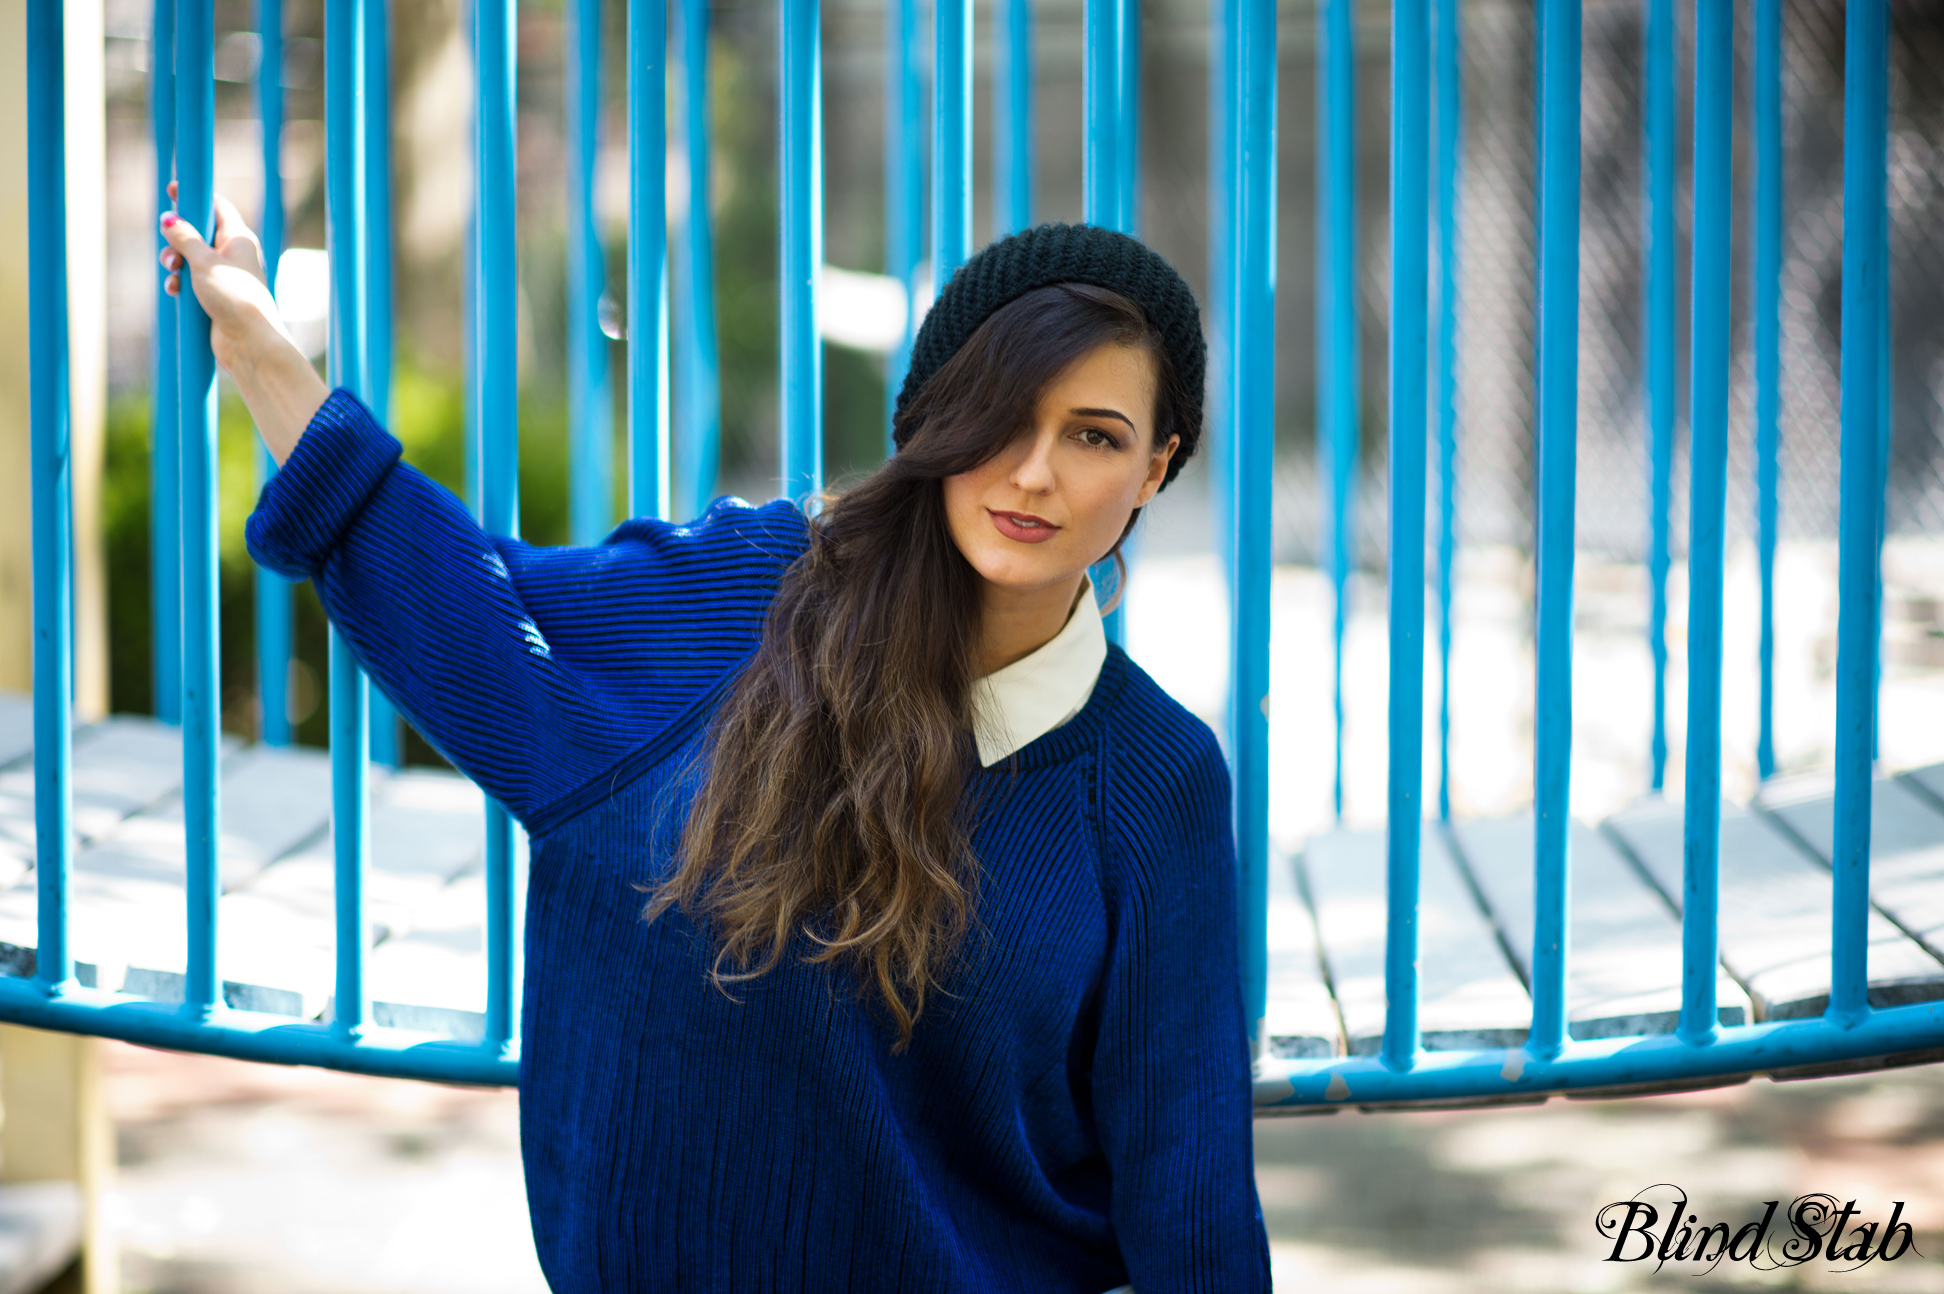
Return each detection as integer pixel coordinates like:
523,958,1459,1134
969,574,1109,767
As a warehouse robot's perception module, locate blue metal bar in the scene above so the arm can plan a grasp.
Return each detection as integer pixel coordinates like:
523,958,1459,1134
255,0,292,749
328,634,368,1037
364,0,393,450
1255,999,1944,1109
1753,0,1781,782
178,0,222,1019
1225,0,1275,1062
325,0,369,1038
30,0,75,995
364,0,401,769
630,0,671,518
1830,0,1886,1028
883,0,922,450
1116,0,1138,237
1644,0,1673,793
1083,0,1133,234
1319,0,1357,821
2,974,1942,1101
1382,0,1430,1073
1205,0,1232,631
674,0,720,521
1528,0,1579,1063
151,0,182,727
931,0,971,285
1866,191,1881,761
1433,0,1458,823
569,0,615,541
475,0,521,1056
1679,0,1731,1049
1085,0,1137,644
0,980,518,1084
995,0,1032,238
781,0,823,498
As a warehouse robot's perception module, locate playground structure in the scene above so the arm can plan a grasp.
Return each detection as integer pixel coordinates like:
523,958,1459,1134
10,0,1944,1122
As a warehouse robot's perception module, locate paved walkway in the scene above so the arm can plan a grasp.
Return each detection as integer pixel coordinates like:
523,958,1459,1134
104,1041,1944,1292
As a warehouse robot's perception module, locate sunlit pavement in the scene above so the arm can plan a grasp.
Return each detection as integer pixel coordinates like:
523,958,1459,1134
106,1039,1944,1292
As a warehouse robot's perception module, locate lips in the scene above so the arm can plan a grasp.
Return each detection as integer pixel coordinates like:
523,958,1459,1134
988,509,1062,545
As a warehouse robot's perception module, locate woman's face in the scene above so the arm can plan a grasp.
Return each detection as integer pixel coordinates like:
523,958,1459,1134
942,342,1180,595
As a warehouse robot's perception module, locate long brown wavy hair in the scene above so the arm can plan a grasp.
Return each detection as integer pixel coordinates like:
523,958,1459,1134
639,283,1194,1051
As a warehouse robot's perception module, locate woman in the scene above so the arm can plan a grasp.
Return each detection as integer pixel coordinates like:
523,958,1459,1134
161,198,1271,1293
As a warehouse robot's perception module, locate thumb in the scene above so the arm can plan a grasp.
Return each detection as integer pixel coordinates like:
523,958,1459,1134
160,211,218,274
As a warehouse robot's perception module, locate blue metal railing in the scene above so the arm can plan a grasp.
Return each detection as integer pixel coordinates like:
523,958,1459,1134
1528,0,1581,1064
1680,0,1732,1049
1432,0,1459,827
179,0,222,1022
1644,0,1674,794
882,0,923,448
254,0,292,751
18,0,1935,1101
1383,0,1430,1074
1221,0,1275,1060
1317,0,1356,821
1085,0,1139,645
781,0,821,500
675,0,721,522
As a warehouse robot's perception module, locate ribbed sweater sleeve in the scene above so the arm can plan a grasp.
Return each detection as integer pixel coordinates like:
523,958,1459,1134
1091,724,1273,1293
244,388,807,824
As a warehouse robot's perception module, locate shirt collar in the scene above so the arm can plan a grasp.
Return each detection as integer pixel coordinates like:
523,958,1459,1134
969,574,1109,767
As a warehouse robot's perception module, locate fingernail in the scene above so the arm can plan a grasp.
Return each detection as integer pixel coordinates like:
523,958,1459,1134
161,212,178,228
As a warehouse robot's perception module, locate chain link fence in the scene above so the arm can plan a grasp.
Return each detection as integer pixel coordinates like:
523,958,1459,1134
1259,0,1944,568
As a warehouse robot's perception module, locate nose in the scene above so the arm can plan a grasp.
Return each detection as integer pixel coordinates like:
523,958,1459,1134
1007,427,1058,495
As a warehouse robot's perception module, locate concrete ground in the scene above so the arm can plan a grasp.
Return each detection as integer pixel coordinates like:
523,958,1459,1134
104,1039,1944,1293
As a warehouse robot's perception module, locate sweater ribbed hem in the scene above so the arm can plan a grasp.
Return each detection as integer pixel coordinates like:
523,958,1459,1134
245,388,404,579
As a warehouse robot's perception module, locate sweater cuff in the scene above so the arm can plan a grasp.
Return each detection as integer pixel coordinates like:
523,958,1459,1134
245,388,404,579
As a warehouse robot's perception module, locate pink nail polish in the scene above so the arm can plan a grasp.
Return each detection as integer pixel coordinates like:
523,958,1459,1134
161,212,178,228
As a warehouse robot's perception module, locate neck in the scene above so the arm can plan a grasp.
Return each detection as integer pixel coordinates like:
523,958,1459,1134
976,572,1087,676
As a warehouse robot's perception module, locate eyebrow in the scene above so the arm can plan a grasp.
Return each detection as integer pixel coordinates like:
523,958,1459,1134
1069,406,1136,430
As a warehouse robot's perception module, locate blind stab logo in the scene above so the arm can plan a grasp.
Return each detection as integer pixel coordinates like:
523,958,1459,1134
1596,1185,1921,1273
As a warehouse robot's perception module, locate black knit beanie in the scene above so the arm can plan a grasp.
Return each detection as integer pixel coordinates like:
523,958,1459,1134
892,223,1205,489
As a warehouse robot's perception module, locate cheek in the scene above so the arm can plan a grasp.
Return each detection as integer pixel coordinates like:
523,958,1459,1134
1067,463,1147,546
940,473,991,552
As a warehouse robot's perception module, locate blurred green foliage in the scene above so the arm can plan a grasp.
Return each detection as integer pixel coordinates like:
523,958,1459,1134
101,22,891,758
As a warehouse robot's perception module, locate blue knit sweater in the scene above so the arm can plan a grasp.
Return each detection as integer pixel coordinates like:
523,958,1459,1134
246,390,1272,1294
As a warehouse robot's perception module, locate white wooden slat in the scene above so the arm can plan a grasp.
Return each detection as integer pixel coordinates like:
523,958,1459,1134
0,718,241,860
1760,771,1944,968
147,744,336,884
365,872,491,1040
370,769,488,882
0,692,35,770
1900,762,1944,810
1301,828,1530,1054
1449,814,1750,1038
1264,847,1342,1059
364,820,529,1041
0,737,497,1021
1604,797,1944,1018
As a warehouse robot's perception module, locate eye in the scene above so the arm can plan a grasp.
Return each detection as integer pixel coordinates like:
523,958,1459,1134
1077,426,1121,450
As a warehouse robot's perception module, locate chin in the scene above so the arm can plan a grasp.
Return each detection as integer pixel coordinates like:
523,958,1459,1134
969,547,1089,591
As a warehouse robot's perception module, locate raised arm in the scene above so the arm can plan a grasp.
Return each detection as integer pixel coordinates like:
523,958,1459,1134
163,194,807,826
243,391,806,827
